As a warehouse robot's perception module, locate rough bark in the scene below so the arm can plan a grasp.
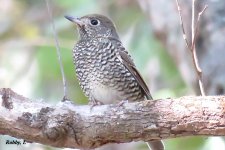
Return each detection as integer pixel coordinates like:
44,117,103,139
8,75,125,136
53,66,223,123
0,88,225,149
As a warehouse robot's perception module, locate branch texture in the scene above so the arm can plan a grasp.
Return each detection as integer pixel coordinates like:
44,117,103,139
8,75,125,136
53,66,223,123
0,88,225,149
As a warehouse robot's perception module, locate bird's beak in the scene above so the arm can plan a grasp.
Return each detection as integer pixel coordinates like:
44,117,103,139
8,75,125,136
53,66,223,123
64,15,85,27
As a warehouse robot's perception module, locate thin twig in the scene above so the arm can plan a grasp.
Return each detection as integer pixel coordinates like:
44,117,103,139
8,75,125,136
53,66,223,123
191,5,208,51
175,0,207,96
191,0,206,96
45,0,68,100
191,0,196,50
175,0,191,49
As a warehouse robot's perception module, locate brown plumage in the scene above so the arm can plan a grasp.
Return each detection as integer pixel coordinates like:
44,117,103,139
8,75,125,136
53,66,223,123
65,14,164,150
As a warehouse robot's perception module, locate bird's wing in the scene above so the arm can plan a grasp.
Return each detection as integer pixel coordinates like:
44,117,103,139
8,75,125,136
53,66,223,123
117,50,153,100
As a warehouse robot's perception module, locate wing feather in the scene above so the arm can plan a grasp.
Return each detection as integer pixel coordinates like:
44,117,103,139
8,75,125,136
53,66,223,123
118,50,153,100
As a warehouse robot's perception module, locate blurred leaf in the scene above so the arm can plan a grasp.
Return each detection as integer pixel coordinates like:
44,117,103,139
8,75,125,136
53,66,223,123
166,137,207,150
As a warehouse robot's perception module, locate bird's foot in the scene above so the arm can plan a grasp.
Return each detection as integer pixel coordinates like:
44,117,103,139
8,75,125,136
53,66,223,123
88,100,104,110
117,99,129,107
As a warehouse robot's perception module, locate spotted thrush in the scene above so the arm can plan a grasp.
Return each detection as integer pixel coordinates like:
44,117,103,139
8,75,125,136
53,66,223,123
65,14,164,150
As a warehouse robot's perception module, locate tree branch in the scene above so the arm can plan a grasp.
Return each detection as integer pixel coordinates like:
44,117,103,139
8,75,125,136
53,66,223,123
1,88,225,149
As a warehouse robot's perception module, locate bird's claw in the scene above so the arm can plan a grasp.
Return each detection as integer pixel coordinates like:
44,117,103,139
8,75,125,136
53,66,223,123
88,100,104,110
117,99,129,107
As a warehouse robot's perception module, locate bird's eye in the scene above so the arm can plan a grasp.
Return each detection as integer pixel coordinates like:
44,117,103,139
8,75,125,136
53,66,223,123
90,19,99,26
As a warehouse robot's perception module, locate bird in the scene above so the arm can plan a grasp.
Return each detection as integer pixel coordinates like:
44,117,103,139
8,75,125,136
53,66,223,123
65,14,164,150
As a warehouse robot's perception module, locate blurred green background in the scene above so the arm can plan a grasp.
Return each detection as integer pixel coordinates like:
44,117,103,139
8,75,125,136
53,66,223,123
0,0,223,150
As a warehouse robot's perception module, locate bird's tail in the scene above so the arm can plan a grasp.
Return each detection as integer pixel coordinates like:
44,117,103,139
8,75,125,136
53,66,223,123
146,140,164,150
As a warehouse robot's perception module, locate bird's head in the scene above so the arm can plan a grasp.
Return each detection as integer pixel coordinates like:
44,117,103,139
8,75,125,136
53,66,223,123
65,14,119,40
